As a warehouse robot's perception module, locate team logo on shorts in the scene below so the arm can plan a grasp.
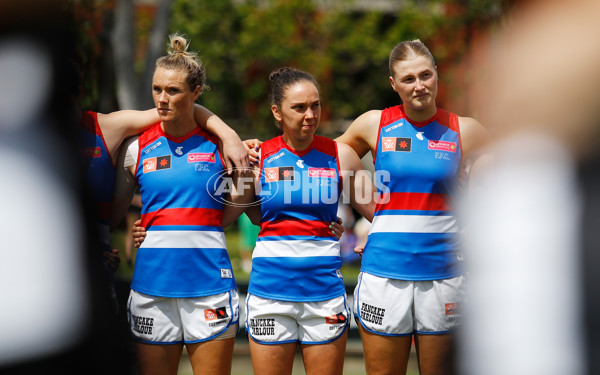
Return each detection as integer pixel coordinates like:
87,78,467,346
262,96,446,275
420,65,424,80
382,137,412,152
325,313,347,324
204,307,229,321
143,155,171,173
445,303,458,316
264,166,295,182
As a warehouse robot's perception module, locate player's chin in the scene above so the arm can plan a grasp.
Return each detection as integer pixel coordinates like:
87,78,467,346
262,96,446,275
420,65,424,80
301,125,318,136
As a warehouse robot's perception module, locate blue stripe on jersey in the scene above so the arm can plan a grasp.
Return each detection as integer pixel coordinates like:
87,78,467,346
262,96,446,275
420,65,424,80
258,209,334,223
250,135,344,301
133,125,235,297
362,106,463,280
138,135,224,216
132,247,234,297
249,256,345,302
361,232,462,280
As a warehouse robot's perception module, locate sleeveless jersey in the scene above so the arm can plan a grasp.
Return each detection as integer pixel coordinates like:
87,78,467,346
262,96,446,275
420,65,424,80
361,105,463,280
79,111,114,249
249,135,345,302
131,123,235,297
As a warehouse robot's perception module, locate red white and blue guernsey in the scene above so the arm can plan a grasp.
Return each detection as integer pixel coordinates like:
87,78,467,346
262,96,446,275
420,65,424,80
128,123,236,297
79,111,114,251
249,135,345,302
361,105,463,281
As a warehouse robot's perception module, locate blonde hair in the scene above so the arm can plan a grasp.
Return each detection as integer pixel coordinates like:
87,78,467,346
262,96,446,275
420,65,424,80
155,33,209,93
389,39,436,77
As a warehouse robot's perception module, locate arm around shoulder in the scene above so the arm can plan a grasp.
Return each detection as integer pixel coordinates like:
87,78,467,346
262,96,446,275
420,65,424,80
193,104,249,173
335,110,381,159
98,109,158,142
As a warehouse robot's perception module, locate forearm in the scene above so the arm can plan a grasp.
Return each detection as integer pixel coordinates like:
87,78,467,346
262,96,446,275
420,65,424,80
193,104,237,139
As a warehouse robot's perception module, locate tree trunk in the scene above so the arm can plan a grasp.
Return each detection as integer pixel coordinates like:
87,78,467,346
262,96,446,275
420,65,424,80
111,0,174,110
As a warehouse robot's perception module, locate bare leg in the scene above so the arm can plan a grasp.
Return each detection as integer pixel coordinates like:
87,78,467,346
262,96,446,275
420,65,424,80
301,330,348,375
358,324,412,375
414,333,455,375
186,337,235,375
135,342,183,375
249,337,296,375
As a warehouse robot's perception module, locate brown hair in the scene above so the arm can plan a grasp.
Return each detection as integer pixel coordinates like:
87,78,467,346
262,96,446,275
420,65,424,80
268,66,319,109
155,33,209,93
389,39,436,77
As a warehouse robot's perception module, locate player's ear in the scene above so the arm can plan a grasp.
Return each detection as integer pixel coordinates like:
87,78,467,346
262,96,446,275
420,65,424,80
271,104,282,122
389,76,397,92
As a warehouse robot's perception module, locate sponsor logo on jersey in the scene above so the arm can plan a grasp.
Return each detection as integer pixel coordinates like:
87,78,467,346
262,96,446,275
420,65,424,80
175,146,183,156
296,159,305,168
144,141,163,155
384,123,403,132
188,152,216,163
325,313,347,324
143,155,171,173
264,166,295,182
428,140,457,152
81,147,101,158
308,167,336,178
382,137,412,152
204,307,229,321
445,302,458,316
265,152,285,164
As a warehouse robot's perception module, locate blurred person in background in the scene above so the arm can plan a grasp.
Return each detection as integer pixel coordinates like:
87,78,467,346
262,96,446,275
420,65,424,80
458,1,600,374
0,1,115,373
336,40,490,375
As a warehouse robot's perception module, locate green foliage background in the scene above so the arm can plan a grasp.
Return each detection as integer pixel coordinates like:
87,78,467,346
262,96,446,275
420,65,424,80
75,0,504,137
167,0,499,139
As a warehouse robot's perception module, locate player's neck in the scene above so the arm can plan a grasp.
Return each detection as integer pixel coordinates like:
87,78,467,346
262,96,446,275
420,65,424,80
404,104,437,123
283,133,313,152
161,118,196,138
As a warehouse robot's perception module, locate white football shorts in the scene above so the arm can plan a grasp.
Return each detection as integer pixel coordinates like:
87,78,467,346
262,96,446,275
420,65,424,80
127,288,239,344
245,293,349,344
353,272,465,335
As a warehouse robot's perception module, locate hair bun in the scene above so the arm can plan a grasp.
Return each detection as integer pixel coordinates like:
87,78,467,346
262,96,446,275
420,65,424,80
269,67,293,84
